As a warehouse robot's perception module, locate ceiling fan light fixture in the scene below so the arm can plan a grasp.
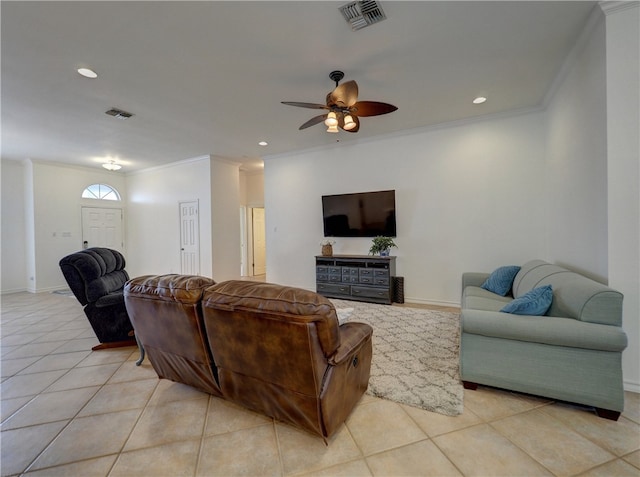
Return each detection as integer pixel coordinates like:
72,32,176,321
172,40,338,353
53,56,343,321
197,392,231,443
324,111,338,127
282,71,397,133
343,114,356,130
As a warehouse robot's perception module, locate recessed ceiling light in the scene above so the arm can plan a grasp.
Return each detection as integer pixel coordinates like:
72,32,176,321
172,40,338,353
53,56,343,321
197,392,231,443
258,141,268,146
77,68,98,79
473,96,487,104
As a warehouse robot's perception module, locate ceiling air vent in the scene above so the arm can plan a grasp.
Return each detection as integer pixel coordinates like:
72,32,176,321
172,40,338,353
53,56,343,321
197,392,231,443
105,108,134,120
339,0,386,31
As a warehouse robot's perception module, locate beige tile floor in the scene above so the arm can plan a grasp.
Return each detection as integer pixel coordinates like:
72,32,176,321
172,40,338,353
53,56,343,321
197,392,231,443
1,291,639,477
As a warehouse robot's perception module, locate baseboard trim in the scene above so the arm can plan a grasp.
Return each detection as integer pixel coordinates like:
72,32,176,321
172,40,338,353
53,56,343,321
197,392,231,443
624,380,640,394
1,288,28,295
404,296,461,308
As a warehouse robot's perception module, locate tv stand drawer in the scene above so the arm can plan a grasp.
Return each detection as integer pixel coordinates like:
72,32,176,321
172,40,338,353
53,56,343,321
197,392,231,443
317,283,351,297
351,285,390,303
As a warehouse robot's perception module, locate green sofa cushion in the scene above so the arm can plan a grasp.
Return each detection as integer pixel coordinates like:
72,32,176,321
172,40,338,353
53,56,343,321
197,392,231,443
462,286,512,311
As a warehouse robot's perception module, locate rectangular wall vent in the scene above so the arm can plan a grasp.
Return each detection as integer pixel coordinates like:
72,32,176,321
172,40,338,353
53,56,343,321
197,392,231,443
339,0,386,31
105,108,134,120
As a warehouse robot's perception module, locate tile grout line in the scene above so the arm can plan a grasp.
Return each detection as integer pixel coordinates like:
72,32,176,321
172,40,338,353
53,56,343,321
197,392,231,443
9,340,136,474
18,351,129,475
273,418,286,476
485,408,621,477
193,394,213,477
106,375,162,477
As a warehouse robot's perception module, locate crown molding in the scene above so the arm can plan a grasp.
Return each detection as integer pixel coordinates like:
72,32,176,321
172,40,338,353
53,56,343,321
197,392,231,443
542,4,605,109
263,104,545,163
599,1,639,15
125,154,212,176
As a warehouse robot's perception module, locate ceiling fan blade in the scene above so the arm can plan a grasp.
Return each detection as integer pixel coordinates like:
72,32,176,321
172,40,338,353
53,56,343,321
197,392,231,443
299,114,327,130
281,102,329,110
327,80,359,108
351,101,398,117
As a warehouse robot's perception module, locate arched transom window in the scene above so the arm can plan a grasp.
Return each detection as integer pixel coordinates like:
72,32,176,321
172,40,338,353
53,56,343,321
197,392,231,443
82,184,121,201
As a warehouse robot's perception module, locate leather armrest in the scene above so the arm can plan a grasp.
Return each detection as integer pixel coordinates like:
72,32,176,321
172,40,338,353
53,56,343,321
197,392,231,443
94,292,124,308
329,322,373,365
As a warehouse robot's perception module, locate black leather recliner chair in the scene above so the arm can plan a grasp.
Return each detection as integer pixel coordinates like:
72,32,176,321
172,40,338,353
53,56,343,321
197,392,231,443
59,247,135,349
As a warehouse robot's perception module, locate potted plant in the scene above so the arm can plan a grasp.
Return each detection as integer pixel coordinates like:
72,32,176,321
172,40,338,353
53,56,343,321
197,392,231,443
369,236,397,256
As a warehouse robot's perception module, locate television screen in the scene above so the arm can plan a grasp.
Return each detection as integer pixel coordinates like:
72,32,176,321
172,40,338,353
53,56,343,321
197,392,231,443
322,190,396,237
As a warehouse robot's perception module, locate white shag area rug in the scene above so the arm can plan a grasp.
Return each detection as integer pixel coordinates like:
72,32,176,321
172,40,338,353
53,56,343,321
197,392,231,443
331,299,464,416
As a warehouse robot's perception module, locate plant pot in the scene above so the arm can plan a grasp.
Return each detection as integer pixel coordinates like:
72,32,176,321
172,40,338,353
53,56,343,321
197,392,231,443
321,244,333,256
380,249,390,257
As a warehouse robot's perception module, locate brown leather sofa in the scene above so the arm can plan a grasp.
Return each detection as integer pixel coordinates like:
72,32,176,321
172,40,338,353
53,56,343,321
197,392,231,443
124,275,373,439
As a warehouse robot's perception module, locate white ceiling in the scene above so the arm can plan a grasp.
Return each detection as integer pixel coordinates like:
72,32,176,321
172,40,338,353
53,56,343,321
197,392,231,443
1,1,596,173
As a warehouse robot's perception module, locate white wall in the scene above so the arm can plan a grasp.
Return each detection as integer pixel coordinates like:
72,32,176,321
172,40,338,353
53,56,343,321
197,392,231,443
545,3,639,392
210,159,241,281
1,155,248,292
125,157,213,279
265,111,547,305
1,160,27,293
265,5,639,391
545,12,608,280
603,2,640,391
2,160,128,293
241,171,265,207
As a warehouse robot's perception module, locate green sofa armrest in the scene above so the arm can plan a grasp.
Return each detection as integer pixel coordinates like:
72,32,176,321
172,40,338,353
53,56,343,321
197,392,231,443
462,272,490,290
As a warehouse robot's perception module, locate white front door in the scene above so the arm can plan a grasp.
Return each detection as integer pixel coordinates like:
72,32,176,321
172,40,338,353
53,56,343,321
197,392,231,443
252,207,266,276
81,207,124,252
179,200,200,275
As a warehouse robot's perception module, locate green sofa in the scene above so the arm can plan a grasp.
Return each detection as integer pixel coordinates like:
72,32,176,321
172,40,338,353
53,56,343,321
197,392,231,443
460,259,628,420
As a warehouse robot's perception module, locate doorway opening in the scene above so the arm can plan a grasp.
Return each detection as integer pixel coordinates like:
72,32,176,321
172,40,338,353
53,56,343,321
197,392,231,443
240,207,266,278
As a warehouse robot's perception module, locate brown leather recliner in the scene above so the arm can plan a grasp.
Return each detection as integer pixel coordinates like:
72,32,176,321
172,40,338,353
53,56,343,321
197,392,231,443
201,280,373,439
59,248,134,347
124,274,222,397
124,275,372,439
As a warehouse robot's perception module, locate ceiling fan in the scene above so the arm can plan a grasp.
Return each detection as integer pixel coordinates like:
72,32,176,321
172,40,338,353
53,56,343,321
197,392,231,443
281,71,397,133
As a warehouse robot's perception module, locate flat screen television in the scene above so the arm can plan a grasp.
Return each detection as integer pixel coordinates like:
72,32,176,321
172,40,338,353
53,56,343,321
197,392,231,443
322,190,396,237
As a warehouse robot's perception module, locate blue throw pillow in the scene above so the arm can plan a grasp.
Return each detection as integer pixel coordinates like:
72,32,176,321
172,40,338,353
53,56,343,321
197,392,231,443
501,285,553,316
481,265,521,296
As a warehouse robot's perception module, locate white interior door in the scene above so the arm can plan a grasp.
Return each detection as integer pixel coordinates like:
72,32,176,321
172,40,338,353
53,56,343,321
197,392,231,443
81,207,124,252
252,207,266,276
180,200,200,275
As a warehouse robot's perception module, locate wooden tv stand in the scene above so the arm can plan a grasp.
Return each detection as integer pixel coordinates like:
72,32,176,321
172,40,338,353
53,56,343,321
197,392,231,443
315,255,396,305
